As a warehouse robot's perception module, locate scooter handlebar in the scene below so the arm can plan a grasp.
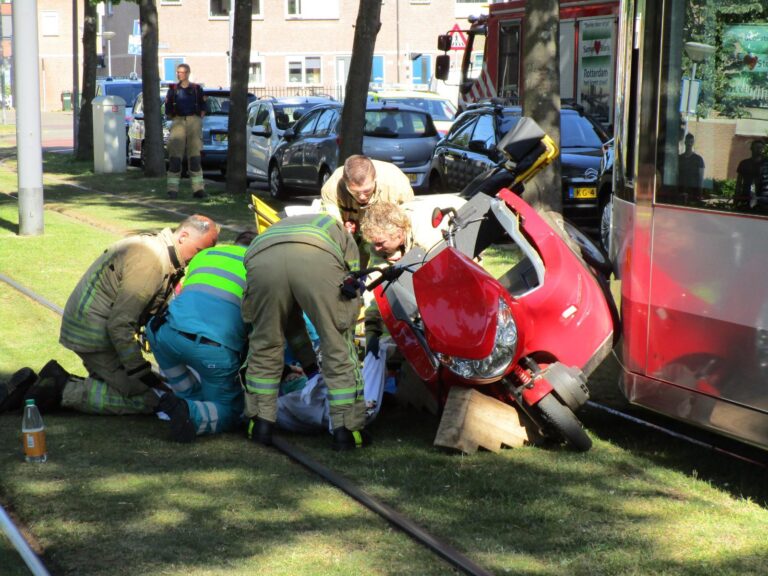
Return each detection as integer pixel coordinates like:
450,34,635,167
364,265,405,291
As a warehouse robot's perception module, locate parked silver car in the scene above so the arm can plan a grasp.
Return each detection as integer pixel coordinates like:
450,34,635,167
270,102,440,198
245,96,335,184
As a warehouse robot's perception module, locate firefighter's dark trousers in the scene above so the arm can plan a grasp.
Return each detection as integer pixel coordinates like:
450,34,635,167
242,243,366,431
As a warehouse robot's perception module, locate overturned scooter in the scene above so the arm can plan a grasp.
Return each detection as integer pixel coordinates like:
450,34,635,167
359,118,617,451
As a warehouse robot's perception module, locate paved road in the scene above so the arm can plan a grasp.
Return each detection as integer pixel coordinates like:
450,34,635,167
1,109,75,150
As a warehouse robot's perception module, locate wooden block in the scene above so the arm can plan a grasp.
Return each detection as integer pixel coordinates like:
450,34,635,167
434,387,530,454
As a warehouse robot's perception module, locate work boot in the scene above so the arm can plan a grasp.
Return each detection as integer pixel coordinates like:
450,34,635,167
24,360,69,414
331,427,372,451
248,417,274,446
192,189,207,199
157,393,196,443
0,367,38,414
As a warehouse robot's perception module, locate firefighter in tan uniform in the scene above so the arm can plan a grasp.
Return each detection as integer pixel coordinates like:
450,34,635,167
321,155,414,267
360,197,466,357
242,213,370,450
24,216,219,415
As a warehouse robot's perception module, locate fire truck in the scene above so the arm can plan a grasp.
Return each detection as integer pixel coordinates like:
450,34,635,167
435,0,619,127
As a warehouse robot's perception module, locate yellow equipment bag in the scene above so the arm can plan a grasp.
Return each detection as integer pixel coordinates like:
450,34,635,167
249,194,280,234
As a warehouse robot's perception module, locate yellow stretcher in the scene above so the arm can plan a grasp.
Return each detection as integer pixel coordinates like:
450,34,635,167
248,194,281,234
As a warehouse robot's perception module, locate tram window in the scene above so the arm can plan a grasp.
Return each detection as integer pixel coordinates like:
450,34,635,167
655,0,768,216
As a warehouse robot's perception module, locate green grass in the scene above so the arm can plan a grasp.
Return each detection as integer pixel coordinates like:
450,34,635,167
1,146,767,575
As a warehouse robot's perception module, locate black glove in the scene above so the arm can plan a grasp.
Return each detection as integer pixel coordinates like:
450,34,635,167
340,274,365,299
366,335,380,360
139,371,164,390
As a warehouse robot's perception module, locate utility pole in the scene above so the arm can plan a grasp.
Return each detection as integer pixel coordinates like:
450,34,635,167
13,0,44,235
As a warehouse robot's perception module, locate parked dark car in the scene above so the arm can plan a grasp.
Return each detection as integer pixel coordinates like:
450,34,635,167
200,89,257,174
428,103,613,227
246,96,335,184
269,102,440,198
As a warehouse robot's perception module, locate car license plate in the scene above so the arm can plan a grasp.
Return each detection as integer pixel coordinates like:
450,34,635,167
407,173,418,183
214,133,228,143
571,186,596,199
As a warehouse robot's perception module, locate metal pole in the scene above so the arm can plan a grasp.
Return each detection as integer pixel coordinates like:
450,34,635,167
682,61,697,141
107,38,112,76
396,0,400,83
12,0,44,236
0,504,51,576
72,0,79,152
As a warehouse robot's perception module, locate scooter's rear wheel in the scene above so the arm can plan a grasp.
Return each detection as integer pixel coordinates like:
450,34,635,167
536,394,592,452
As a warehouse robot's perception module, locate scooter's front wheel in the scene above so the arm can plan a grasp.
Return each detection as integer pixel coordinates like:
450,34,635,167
536,394,592,452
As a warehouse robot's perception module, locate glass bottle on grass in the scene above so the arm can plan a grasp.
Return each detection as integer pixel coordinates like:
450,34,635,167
22,399,47,463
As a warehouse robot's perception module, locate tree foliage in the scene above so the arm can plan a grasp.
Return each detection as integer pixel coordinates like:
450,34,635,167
685,1,767,120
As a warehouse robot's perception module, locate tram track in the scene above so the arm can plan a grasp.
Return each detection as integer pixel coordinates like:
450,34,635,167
0,271,492,576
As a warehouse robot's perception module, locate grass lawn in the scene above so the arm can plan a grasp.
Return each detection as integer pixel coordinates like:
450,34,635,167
1,147,767,575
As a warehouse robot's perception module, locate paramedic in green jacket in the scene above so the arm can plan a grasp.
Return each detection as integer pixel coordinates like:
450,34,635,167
242,213,370,450
145,232,255,442
25,215,219,415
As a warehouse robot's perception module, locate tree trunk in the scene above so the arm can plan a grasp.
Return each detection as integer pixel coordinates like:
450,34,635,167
522,0,561,215
75,0,97,162
338,0,382,164
226,0,253,195
139,0,165,177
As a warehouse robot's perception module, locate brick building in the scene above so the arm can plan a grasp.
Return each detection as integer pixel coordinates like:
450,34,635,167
30,0,489,111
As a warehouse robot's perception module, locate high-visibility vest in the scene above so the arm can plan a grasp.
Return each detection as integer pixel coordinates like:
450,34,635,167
183,245,247,306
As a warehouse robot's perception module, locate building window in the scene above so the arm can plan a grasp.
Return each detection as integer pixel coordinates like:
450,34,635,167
287,56,322,85
1,15,12,38
286,0,338,20
370,55,384,85
210,0,261,17
163,57,184,82
412,54,432,85
40,11,59,37
455,0,487,18
249,61,264,87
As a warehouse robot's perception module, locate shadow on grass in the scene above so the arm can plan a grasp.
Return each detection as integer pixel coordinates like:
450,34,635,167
300,397,768,575
0,214,18,234
0,409,457,575
1,367,767,575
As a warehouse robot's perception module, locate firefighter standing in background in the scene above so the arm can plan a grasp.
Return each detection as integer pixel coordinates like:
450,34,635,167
165,63,207,200
20,216,219,416
241,214,370,451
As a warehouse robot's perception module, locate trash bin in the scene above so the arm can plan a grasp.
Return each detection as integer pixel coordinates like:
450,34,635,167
92,95,126,173
61,91,72,111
